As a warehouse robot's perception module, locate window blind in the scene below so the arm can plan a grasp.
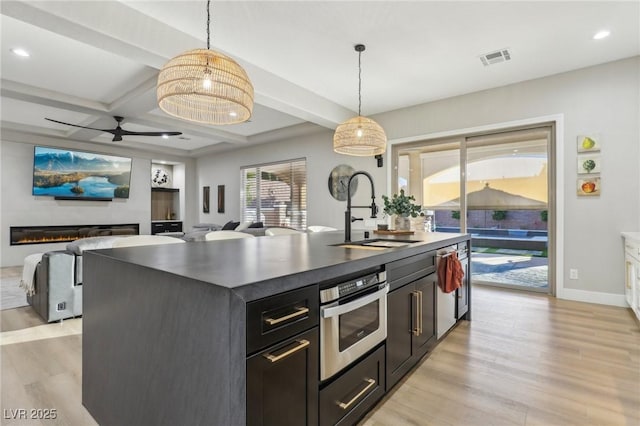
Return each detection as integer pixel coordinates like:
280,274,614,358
241,158,307,230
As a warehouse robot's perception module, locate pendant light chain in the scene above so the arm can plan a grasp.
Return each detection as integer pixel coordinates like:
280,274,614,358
206,0,211,50
332,43,387,156
358,48,362,117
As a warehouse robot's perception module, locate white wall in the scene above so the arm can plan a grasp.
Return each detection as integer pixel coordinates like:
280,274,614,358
0,132,196,266
375,57,640,299
197,128,386,230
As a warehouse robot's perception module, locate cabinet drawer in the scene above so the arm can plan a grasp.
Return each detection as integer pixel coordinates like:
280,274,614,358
151,223,165,235
247,328,318,426
319,344,385,426
247,284,319,355
386,251,436,291
167,222,182,232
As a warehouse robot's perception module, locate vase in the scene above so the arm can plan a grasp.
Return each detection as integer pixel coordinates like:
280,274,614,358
394,215,410,231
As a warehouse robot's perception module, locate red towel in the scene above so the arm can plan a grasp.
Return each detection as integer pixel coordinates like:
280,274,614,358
437,251,464,294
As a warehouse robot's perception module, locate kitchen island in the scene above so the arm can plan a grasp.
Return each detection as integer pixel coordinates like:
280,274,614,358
82,230,470,426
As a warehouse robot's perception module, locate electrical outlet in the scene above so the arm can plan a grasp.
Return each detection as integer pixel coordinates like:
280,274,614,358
569,269,579,280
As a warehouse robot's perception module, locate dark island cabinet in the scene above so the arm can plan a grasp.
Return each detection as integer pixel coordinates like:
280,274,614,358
246,284,319,426
386,250,438,391
386,273,436,390
247,327,319,426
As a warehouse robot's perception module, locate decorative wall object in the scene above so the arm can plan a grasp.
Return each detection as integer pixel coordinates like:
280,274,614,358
217,185,225,213
328,164,358,201
577,134,600,152
151,167,172,188
577,154,601,174
203,186,210,213
576,134,601,196
577,177,600,196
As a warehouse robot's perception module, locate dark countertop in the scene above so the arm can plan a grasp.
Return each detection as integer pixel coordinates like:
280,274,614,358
85,230,469,301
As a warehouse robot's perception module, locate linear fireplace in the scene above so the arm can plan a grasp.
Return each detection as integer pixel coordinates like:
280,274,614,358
10,224,139,246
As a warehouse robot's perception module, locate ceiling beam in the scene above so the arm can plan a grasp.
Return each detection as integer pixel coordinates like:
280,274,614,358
1,0,353,129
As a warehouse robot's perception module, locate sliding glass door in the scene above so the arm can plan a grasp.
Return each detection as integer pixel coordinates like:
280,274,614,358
465,133,549,292
393,126,553,294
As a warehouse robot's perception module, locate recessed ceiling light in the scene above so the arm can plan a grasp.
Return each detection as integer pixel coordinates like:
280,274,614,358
162,134,169,139
10,48,30,57
593,30,610,40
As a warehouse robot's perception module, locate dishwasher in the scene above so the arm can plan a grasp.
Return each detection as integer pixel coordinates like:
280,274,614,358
436,244,467,339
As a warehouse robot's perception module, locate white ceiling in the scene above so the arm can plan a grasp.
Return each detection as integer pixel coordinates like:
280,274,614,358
1,1,638,157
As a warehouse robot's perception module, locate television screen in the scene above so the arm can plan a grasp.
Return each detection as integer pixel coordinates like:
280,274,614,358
32,146,132,199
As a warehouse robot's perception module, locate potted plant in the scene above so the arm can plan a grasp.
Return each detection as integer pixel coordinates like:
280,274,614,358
381,189,422,231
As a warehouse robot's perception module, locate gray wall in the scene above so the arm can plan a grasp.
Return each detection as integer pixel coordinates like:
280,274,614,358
196,128,386,231
0,132,197,266
3,57,637,301
375,57,639,298
197,57,639,303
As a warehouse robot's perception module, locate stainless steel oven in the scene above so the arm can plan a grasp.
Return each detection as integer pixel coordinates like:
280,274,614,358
319,270,388,381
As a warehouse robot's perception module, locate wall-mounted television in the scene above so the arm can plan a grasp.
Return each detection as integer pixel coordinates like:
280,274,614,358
32,146,132,200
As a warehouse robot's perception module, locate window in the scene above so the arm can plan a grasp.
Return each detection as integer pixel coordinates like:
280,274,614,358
241,158,307,229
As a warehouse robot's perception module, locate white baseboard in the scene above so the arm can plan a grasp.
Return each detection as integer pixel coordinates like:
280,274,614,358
558,288,628,307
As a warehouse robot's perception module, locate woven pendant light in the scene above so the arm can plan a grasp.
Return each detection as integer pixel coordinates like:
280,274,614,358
333,44,386,156
157,1,254,125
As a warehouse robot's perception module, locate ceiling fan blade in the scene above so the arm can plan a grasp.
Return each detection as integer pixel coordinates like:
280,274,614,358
45,118,113,133
45,117,181,141
120,130,183,137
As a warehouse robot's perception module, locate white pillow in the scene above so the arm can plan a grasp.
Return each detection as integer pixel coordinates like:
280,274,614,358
235,222,251,231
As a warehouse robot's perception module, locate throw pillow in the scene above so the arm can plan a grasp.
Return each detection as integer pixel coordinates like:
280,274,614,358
248,222,264,228
222,221,240,231
235,222,252,231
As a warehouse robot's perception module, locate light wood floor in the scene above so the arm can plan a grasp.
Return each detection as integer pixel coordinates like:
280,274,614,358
1,286,638,426
362,287,640,426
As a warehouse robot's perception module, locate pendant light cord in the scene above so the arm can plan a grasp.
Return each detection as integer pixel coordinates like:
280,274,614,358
358,49,362,117
206,0,211,50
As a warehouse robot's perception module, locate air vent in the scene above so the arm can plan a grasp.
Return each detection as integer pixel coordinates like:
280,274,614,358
480,48,511,66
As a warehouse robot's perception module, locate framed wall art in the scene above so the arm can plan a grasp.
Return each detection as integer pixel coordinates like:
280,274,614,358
217,185,225,213
577,154,601,174
577,134,601,153
203,186,210,213
577,177,600,196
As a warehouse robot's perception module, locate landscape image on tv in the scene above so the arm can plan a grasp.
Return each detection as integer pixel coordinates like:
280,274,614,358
32,146,132,199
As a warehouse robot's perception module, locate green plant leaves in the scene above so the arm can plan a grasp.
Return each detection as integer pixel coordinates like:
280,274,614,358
382,189,422,217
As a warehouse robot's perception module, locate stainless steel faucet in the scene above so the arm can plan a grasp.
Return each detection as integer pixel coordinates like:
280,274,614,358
344,171,378,242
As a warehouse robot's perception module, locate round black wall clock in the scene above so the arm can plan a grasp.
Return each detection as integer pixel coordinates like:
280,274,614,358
328,164,358,201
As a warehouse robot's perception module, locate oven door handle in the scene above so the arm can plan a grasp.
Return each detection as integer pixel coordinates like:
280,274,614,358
320,283,388,319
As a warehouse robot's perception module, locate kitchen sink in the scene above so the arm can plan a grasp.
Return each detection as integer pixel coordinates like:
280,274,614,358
332,238,421,249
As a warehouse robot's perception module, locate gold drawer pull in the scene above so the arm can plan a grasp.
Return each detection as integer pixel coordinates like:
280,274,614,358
263,339,310,363
337,378,376,410
264,307,309,326
412,291,420,336
418,290,423,335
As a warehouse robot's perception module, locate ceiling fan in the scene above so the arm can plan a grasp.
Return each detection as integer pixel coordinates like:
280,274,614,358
45,116,182,142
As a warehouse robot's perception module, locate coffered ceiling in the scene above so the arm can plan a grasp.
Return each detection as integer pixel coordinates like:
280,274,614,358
1,1,638,157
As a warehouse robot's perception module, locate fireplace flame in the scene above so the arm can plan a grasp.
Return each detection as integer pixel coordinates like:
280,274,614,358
15,235,79,244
